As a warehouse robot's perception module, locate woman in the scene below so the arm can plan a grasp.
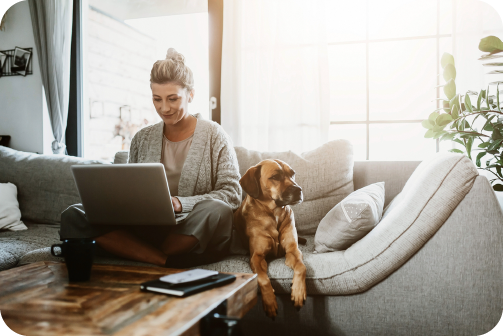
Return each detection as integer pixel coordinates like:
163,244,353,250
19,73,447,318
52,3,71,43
60,49,242,268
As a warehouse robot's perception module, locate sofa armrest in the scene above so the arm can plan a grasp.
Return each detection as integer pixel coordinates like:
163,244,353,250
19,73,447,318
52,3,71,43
353,161,421,207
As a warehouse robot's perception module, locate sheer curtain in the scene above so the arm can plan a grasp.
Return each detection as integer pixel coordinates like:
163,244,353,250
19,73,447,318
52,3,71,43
29,0,73,154
221,0,330,153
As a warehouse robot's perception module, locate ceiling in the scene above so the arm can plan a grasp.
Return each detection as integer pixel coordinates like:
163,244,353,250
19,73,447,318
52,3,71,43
88,0,207,20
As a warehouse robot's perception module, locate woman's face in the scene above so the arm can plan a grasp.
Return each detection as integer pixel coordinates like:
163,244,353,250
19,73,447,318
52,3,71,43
151,82,194,126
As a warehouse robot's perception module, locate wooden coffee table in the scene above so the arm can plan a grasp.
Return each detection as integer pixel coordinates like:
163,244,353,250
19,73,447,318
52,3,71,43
0,261,257,336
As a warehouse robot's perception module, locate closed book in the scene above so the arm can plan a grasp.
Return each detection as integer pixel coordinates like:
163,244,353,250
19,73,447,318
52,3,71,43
140,273,236,297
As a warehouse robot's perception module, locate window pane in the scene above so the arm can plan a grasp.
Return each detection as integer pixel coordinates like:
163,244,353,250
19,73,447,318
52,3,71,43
328,44,366,121
329,124,366,160
439,0,453,35
325,0,367,43
368,0,437,40
369,39,437,121
369,123,436,160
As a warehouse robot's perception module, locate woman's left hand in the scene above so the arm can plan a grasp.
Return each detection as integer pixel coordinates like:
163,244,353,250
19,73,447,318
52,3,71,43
171,197,182,213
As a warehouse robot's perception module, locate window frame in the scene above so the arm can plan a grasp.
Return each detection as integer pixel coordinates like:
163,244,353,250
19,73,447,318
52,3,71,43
329,0,449,160
66,0,84,157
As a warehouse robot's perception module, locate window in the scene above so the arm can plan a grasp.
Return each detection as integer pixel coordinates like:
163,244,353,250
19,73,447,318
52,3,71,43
327,0,451,160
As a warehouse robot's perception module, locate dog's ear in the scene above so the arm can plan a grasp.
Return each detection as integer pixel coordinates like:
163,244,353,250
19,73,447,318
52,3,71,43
240,165,262,199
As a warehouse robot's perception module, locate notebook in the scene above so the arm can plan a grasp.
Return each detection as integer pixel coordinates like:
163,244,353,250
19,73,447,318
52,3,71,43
140,273,236,297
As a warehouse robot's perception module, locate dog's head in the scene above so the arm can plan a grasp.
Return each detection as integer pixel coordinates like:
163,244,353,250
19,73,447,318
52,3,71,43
240,159,303,206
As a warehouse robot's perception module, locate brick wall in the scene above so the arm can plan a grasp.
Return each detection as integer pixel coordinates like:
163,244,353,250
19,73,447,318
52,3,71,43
85,7,160,161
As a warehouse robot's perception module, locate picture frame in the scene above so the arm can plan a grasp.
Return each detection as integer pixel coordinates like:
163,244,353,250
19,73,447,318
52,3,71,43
11,47,31,76
0,52,6,77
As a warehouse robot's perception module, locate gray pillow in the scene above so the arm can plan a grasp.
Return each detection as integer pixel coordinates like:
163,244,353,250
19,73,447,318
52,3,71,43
234,140,354,235
314,182,385,253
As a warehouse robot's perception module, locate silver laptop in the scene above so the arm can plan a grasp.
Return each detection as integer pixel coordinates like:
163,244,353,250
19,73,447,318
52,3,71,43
71,163,182,225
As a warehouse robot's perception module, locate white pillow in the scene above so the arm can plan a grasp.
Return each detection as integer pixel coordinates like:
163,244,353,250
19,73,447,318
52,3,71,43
314,182,385,253
0,183,28,231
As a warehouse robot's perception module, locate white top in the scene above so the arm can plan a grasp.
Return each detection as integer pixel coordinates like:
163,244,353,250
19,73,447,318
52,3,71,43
161,133,194,196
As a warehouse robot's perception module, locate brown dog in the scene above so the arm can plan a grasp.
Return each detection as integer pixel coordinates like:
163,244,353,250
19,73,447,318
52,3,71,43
234,159,307,318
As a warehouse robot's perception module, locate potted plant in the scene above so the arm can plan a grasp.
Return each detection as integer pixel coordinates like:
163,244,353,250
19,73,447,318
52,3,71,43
422,35,503,191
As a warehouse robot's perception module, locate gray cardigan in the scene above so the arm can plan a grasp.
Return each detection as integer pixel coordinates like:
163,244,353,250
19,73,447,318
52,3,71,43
128,114,242,212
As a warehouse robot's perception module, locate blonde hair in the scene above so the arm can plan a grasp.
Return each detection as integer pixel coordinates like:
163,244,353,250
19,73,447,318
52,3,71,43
150,48,194,91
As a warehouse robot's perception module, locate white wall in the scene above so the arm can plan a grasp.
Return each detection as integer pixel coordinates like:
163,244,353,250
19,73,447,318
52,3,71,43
0,1,53,154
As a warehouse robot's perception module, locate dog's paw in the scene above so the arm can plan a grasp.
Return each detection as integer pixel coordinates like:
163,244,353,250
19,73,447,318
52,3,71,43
262,292,278,319
290,280,307,309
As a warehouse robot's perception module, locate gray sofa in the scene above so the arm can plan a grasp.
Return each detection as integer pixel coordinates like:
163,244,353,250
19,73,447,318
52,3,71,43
0,144,502,336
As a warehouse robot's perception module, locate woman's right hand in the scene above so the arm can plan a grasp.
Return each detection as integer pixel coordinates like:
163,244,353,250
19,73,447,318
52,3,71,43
171,197,182,213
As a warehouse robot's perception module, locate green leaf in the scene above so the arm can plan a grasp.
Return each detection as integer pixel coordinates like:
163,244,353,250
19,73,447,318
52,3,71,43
453,138,465,146
466,137,474,159
443,100,450,113
422,119,434,129
484,122,494,131
440,133,455,141
433,131,445,139
424,129,435,138
464,94,473,113
443,63,457,82
487,86,491,110
451,104,459,119
448,148,464,154
476,152,486,167
479,142,490,148
477,90,484,111
479,36,503,53
488,139,503,151
440,52,455,68
492,128,503,140
444,79,456,100
433,124,446,132
436,113,453,126
497,83,501,112
492,184,503,192
428,112,440,122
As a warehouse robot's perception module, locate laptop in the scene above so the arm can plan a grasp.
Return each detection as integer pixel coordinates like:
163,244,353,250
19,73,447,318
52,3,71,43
71,163,185,225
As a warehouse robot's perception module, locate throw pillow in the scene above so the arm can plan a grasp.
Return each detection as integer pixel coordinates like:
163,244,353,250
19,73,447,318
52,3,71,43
314,182,385,253
0,182,28,231
234,140,354,235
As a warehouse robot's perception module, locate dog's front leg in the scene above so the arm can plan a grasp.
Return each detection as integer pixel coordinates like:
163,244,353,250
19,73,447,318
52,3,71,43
249,240,277,319
279,216,307,309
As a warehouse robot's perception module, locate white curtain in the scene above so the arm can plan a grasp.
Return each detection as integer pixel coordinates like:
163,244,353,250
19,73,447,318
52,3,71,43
221,0,330,153
29,0,73,154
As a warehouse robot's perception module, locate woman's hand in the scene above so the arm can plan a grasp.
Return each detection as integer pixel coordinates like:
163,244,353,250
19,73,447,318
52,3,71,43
171,197,182,213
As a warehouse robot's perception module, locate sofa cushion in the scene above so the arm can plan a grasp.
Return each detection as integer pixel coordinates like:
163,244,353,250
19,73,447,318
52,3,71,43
314,182,385,253
0,182,27,231
0,146,107,224
0,223,60,271
234,140,354,235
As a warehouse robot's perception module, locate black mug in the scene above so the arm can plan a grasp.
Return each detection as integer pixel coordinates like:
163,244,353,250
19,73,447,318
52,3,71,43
51,239,96,282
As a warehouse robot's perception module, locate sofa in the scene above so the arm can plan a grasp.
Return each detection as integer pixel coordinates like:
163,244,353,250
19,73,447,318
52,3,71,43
0,144,502,336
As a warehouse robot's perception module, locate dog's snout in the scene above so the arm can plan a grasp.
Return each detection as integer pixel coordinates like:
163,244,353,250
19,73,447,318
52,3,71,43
287,185,302,195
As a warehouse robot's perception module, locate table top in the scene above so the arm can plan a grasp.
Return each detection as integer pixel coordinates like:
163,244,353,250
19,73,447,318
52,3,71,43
0,261,257,336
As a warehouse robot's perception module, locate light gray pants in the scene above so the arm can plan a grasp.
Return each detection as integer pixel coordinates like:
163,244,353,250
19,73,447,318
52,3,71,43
59,199,233,256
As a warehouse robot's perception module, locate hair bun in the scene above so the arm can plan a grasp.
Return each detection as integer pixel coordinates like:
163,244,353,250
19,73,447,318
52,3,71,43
166,48,185,63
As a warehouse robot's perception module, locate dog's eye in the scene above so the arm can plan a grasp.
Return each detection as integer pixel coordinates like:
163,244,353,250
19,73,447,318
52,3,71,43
270,175,280,180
